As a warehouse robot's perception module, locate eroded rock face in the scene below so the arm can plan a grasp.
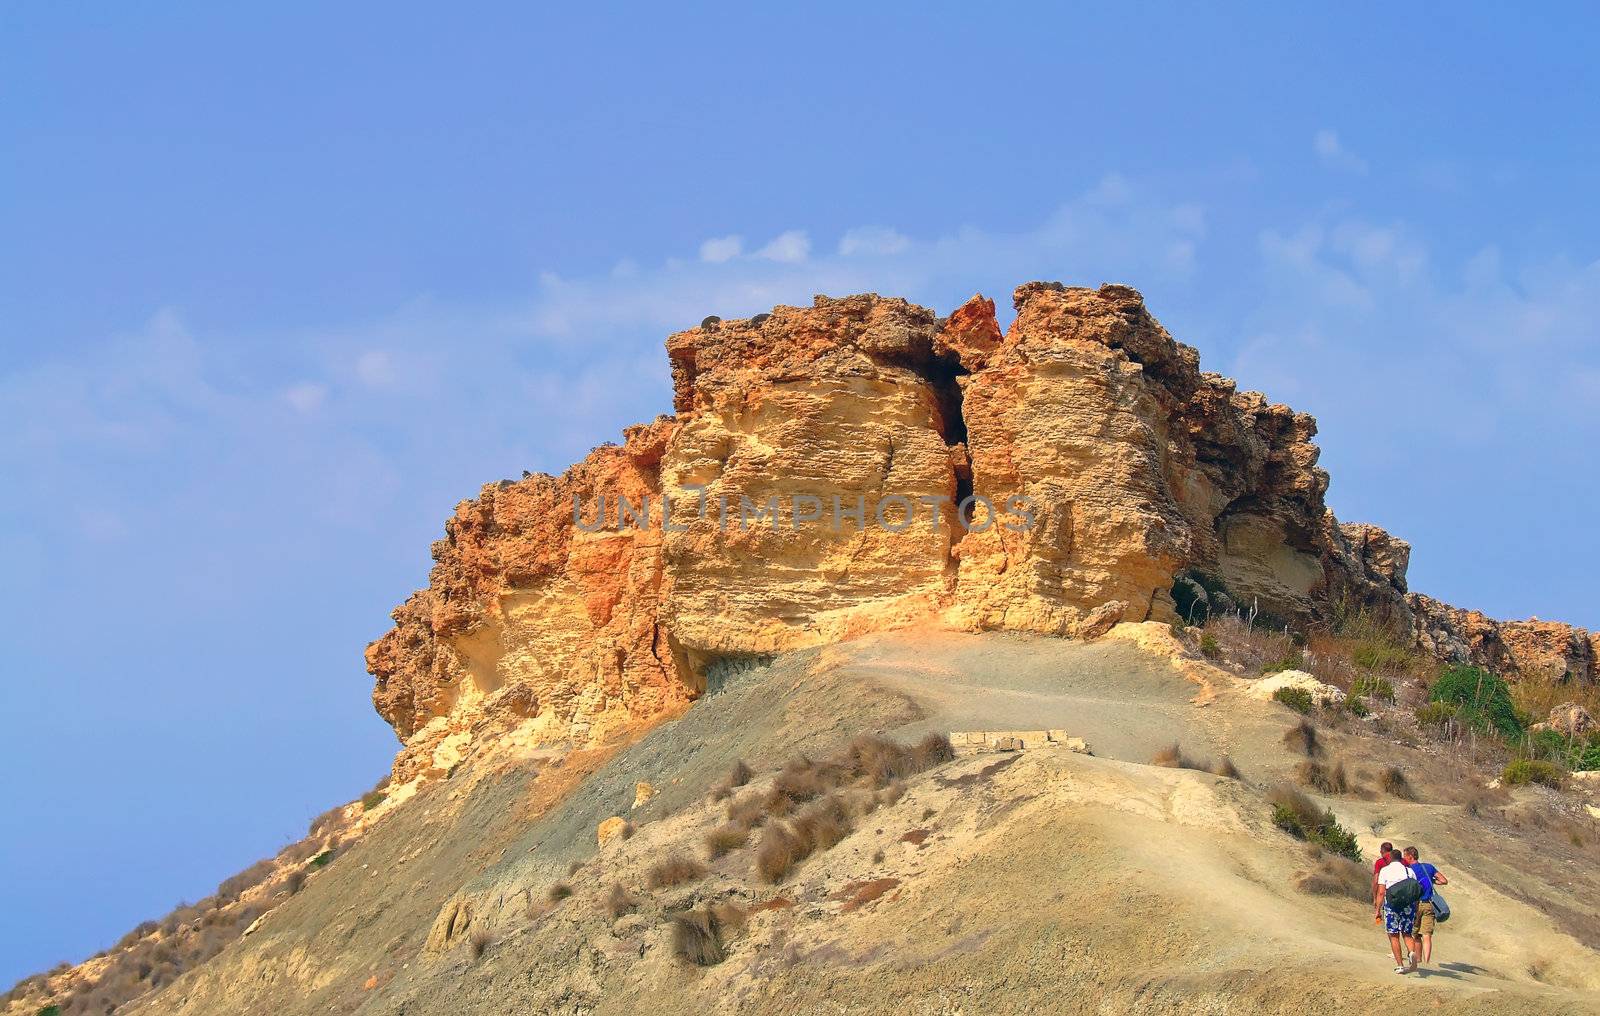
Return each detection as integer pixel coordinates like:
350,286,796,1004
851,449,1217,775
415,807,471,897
365,281,1586,775
1410,593,1598,684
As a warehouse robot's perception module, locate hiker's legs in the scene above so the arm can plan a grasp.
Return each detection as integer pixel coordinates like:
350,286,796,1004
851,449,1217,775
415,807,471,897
1387,932,1405,967
1421,933,1433,963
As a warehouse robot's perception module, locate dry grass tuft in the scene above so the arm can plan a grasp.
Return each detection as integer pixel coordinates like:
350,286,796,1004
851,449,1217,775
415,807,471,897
755,824,800,884
1294,853,1369,900
603,883,638,919
1282,719,1322,757
670,904,747,966
646,854,707,889
728,760,754,787
669,908,724,966
704,822,750,859
1462,785,1509,818
546,882,573,904
726,792,767,830
1153,743,1239,779
1152,743,1189,768
1296,759,1349,795
468,926,493,960
1379,766,1413,799
877,780,906,807
913,733,956,769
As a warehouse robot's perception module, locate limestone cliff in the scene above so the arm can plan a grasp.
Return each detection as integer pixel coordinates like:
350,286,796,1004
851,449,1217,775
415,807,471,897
365,282,1591,775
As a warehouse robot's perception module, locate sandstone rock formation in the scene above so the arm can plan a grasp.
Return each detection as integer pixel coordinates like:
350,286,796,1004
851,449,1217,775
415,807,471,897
365,282,1592,775
1410,593,1599,684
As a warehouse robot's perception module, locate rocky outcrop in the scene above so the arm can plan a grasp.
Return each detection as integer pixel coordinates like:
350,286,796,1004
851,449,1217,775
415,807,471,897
365,281,1586,775
1410,593,1599,684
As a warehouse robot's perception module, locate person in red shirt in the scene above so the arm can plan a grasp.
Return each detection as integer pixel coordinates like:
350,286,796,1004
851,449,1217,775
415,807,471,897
1370,842,1395,907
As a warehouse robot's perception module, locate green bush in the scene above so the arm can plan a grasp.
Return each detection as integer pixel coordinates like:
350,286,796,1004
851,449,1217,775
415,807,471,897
310,849,334,868
1343,696,1371,718
1352,643,1412,673
1261,652,1305,676
1269,786,1362,862
1351,674,1396,703
1273,686,1315,715
1428,666,1522,740
1415,702,1458,728
361,790,387,811
38,1006,61,1016
1199,633,1221,659
1523,729,1600,771
1501,759,1566,788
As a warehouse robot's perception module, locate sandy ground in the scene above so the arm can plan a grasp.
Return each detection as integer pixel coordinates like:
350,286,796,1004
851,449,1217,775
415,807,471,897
128,626,1600,1016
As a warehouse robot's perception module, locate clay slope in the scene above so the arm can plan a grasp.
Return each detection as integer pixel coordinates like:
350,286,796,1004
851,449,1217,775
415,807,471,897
109,628,1600,1016
367,282,1600,786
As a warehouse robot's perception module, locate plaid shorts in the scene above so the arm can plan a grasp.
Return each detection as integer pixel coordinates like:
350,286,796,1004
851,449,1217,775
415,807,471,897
1383,904,1416,936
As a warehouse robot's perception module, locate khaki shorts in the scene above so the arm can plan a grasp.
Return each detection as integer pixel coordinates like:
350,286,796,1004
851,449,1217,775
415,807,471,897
1416,900,1436,935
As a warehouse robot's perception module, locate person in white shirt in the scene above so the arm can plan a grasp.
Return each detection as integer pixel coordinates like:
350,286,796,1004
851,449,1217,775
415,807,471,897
1374,853,1420,973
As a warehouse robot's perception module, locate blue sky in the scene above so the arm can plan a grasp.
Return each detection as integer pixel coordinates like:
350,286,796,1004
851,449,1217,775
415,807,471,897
3,1,1598,985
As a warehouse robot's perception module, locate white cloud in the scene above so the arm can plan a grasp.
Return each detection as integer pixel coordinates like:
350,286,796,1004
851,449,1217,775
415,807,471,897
698,235,743,263
355,350,395,387
755,230,811,264
1313,129,1368,174
284,381,328,413
838,226,911,257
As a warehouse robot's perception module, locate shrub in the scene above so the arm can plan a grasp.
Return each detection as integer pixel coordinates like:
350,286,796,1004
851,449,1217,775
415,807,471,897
755,824,798,883
1415,701,1457,729
1351,675,1396,703
1294,853,1370,901
468,927,492,960
310,849,334,868
1343,697,1371,718
726,793,767,830
1211,757,1241,780
1529,729,1600,771
37,1006,61,1016
1199,634,1222,659
1352,643,1412,673
1268,784,1361,861
704,822,750,859
1462,786,1506,818
670,907,727,966
603,884,638,919
286,870,306,895
728,760,754,788
546,883,572,904
1502,759,1566,789
913,733,956,769
1261,652,1305,676
217,860,275,902
1296,759,1348,795
360,790,387,811
1282,719,1321,757
1151,743,1190,769
1273,687,1315,715
646,855,706,889
1429,666,1522,740
1379,766,1413,799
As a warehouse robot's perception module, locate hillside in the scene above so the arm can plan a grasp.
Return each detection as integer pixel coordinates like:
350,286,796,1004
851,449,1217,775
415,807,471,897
8,282,1599,1016
66,627,1600,1014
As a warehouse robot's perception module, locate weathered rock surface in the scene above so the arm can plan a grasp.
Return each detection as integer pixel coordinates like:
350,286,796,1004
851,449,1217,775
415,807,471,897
365,282,1591,775
1410,593,1599,684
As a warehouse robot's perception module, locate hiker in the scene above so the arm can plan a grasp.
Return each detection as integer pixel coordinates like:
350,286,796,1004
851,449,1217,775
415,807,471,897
1403,846,1448,965
1374,848,1421,973
1370,841,1395,906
